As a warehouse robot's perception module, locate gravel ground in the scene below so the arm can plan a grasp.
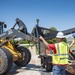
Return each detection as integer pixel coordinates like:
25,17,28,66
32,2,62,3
4,46,74,75
4,46,52,75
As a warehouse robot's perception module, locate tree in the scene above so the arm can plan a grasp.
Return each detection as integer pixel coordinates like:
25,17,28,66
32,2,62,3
45,27,57,43
45,27,57,34
49,27,57,31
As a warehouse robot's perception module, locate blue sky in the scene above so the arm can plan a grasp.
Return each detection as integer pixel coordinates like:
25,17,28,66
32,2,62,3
0,0,75,33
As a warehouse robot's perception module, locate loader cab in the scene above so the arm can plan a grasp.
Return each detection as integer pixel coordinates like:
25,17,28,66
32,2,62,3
0,22,7,34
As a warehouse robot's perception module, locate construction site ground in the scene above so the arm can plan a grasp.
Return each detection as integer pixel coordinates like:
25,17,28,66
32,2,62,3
4,46,75,75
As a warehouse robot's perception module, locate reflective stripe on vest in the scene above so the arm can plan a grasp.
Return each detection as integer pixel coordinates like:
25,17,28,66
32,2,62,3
52,42,69,65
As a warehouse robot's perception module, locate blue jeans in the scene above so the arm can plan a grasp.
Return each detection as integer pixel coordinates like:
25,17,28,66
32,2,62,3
52,65,66,75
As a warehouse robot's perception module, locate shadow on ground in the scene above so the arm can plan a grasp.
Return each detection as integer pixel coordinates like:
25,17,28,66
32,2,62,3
4,63,41,75
66,71,75,75
3,63,75,75
4,64,21,75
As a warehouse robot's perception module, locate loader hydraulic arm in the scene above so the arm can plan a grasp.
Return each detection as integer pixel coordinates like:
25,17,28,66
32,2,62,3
0,18,38,42
32,25,75,40
13,18,28,34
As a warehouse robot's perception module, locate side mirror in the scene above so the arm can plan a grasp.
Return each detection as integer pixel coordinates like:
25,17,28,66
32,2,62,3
4,24,7,28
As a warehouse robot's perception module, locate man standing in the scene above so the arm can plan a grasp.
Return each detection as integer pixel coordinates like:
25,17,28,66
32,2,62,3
40,32,69,75
70,33,75,48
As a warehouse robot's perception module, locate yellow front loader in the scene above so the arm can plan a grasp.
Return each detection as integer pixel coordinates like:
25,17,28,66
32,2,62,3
0,18,32,75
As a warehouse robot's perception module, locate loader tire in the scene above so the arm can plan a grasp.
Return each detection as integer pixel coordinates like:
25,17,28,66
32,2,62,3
45,56,53,72
0,48,13,75
41,56,45,68
14,46,31,66
45,62,53,72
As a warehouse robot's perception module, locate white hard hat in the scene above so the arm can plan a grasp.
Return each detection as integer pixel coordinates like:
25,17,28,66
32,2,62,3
56,32,65,38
